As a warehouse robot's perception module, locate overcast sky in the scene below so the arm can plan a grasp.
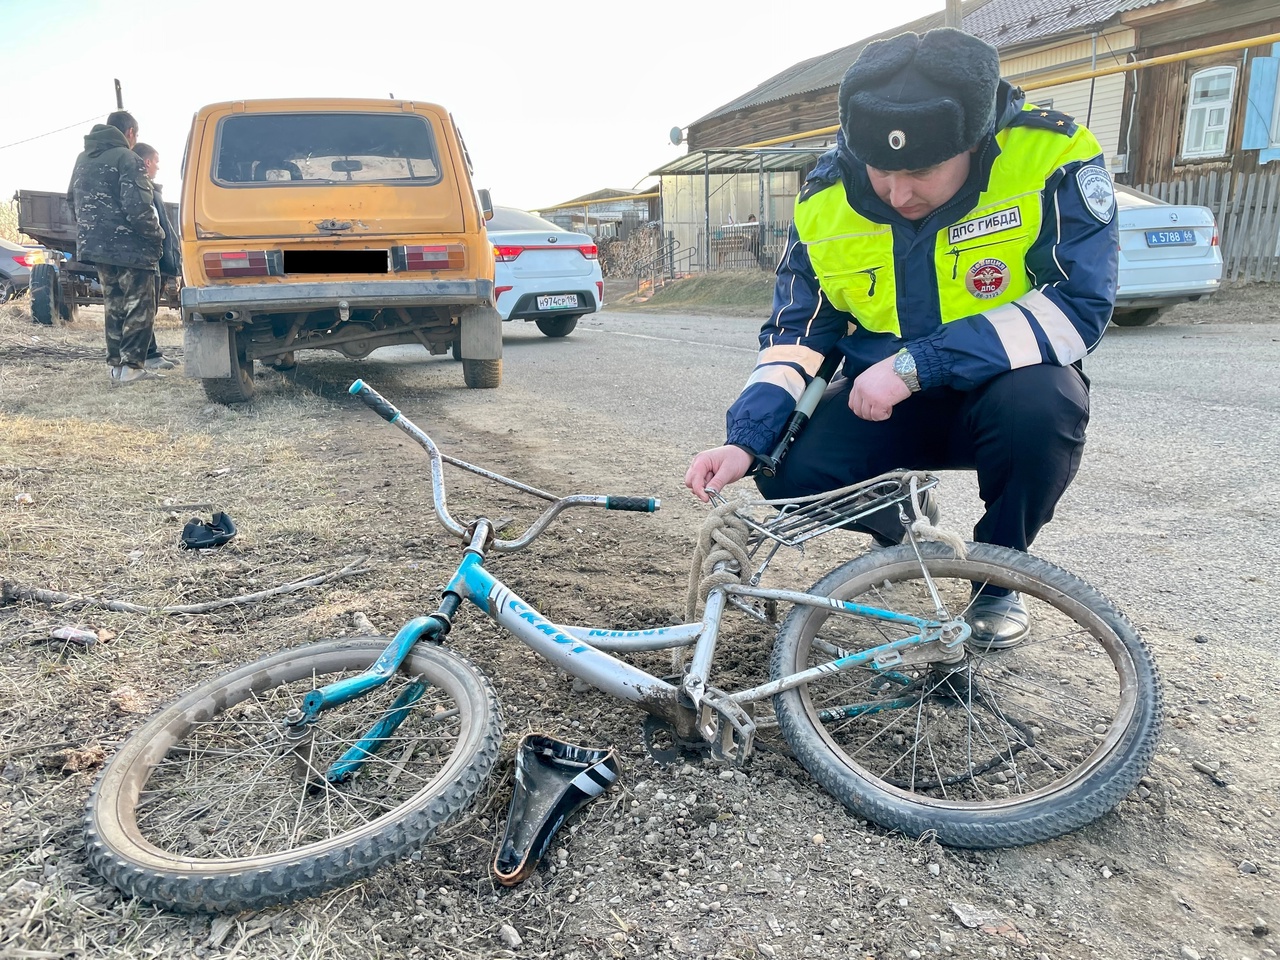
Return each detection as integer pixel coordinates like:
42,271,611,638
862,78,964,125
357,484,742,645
2,1,945,212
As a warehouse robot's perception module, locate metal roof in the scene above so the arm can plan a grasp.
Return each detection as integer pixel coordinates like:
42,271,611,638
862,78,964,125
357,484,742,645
649,146,832,178
968,0,1127,47
691,0,1130,127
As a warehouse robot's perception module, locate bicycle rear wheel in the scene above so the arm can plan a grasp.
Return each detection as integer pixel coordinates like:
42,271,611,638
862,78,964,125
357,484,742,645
86,638,502,912
770,542,1162,848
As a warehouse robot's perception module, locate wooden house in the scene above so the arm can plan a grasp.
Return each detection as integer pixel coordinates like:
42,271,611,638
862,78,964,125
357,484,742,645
652,0,1280,279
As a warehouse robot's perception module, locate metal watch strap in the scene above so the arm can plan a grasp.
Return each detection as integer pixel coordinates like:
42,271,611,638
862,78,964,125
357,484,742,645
894,348,921,393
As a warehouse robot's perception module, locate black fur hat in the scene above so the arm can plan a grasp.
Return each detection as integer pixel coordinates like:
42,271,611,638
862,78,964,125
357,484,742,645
838,27,1002,171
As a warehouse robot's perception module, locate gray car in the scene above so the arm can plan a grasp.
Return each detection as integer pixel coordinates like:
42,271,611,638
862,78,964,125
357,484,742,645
0,237,33,303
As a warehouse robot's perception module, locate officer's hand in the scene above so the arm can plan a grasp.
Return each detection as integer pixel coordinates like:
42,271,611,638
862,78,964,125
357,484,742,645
849,355,912,421
685,445,754,503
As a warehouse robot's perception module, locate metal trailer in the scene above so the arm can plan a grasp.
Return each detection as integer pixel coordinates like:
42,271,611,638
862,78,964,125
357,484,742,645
14,188,180,325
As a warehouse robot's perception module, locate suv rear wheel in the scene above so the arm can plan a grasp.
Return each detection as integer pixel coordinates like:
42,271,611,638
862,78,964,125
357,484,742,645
203,332,256,404
462,358,501,389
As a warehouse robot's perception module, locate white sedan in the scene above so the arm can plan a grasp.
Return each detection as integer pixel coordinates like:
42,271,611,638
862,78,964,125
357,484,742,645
486,206,603,338
1112,183,1221,326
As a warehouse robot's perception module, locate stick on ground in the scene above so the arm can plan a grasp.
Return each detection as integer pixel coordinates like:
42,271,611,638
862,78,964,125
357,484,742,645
0,556,372,615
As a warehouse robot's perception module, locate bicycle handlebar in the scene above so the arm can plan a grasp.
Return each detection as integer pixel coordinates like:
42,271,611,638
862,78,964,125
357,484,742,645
349,380,659,552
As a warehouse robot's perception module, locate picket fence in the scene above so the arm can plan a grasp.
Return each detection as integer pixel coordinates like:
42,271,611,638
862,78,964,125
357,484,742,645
1135,167,1280,283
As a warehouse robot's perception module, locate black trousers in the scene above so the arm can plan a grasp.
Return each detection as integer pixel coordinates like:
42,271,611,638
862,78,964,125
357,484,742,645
754,364,1091,552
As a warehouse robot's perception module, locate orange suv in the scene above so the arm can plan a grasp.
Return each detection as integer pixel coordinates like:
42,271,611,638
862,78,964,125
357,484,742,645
179,98,501,402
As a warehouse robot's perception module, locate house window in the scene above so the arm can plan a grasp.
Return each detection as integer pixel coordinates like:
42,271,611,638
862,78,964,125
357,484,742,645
1182,65,1236,158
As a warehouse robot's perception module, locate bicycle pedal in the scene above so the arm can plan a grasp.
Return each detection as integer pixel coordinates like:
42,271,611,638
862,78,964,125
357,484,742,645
696,690,756,766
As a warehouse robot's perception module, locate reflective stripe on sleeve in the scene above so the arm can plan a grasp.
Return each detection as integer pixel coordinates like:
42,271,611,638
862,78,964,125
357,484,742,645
985,302,1041,368
743,363,807,400
757,344,827,374
1021,288,1088,364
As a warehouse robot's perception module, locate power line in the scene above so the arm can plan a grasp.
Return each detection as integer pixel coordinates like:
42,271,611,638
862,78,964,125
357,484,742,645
0,113,107,152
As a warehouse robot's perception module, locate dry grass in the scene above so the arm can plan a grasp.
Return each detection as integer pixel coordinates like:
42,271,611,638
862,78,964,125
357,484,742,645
608,272,776,316
0,299,656,959
0,303,428,959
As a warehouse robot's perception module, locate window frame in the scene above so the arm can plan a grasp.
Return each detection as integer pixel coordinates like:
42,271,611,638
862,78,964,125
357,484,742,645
1181,64,1237,160
1271,68,1280,148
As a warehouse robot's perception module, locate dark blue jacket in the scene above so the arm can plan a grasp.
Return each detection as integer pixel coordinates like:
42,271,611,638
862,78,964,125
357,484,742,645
725,83,1119,455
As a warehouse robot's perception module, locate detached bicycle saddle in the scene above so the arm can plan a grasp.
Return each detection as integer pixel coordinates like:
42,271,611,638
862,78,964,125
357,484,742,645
493,733,620,886
179,511,237,550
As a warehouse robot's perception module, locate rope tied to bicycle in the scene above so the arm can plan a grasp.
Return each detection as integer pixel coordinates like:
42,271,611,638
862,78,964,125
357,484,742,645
907,475,967,559
685,498,752,621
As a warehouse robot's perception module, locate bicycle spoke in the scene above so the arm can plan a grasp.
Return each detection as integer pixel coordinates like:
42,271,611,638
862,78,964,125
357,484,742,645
134,669,468,860
786,560,1130,806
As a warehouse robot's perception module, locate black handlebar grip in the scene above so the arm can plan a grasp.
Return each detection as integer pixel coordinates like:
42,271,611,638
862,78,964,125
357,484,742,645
349,379,401,423
605,496,660,512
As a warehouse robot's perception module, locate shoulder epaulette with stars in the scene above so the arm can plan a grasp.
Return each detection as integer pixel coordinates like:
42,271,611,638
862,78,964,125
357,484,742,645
1011,105,1079,136
798,178,827,203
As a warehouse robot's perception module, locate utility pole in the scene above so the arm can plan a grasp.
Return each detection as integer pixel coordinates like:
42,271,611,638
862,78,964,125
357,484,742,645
945,0,963,29
114,79,123,109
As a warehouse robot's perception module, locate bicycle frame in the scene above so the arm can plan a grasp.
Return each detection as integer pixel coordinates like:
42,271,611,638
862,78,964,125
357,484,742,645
286,381,970,779
294,524,967,779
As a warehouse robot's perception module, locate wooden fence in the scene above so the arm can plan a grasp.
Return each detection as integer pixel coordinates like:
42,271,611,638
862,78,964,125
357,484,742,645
1135,167,1280,283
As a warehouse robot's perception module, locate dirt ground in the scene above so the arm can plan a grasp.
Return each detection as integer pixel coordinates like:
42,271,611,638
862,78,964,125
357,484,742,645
0,289,1277,960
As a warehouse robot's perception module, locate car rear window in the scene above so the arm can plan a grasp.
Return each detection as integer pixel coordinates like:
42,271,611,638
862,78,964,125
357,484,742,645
213,112,442,185
487,207,565,231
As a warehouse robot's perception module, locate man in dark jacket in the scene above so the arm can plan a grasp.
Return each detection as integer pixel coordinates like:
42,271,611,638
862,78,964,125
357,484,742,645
685,28,1119,648
67,110,165,385
132,142,181,369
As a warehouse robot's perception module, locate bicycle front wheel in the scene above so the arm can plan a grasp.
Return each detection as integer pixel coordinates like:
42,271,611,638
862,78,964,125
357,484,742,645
86,638,502,912
770,542,1162,848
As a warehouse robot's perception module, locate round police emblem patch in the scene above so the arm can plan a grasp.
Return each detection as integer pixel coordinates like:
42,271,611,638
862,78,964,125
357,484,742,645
1076,166,1116,224
888,129,906,150
966,258,1011,299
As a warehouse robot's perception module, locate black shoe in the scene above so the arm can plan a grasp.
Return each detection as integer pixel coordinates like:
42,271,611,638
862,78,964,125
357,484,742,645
965,592,1030,650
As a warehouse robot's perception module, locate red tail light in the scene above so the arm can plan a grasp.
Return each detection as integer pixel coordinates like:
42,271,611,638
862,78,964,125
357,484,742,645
394,244,466,271
495,285,513,301
493,243,598,261
12,256,28,267
204,251,281,279
1210,229,1219,246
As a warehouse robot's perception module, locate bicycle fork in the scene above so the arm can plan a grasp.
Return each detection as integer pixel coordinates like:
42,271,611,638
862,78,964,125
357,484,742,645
282,601,460,785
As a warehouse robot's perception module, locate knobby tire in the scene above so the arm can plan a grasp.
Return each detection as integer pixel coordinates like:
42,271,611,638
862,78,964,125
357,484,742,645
769,542,1162,848
86,638,502,912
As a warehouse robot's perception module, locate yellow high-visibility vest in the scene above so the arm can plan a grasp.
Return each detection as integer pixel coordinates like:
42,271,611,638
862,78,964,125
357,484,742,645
794,108,1104,336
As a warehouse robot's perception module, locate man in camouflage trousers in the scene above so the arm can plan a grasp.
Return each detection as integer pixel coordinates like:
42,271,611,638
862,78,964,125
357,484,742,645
67,110,165,385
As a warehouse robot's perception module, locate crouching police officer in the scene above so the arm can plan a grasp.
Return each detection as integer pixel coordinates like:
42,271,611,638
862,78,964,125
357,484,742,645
685,27,1119,648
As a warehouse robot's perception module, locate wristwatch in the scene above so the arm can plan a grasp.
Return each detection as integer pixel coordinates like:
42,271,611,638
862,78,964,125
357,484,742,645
893,348,921,393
